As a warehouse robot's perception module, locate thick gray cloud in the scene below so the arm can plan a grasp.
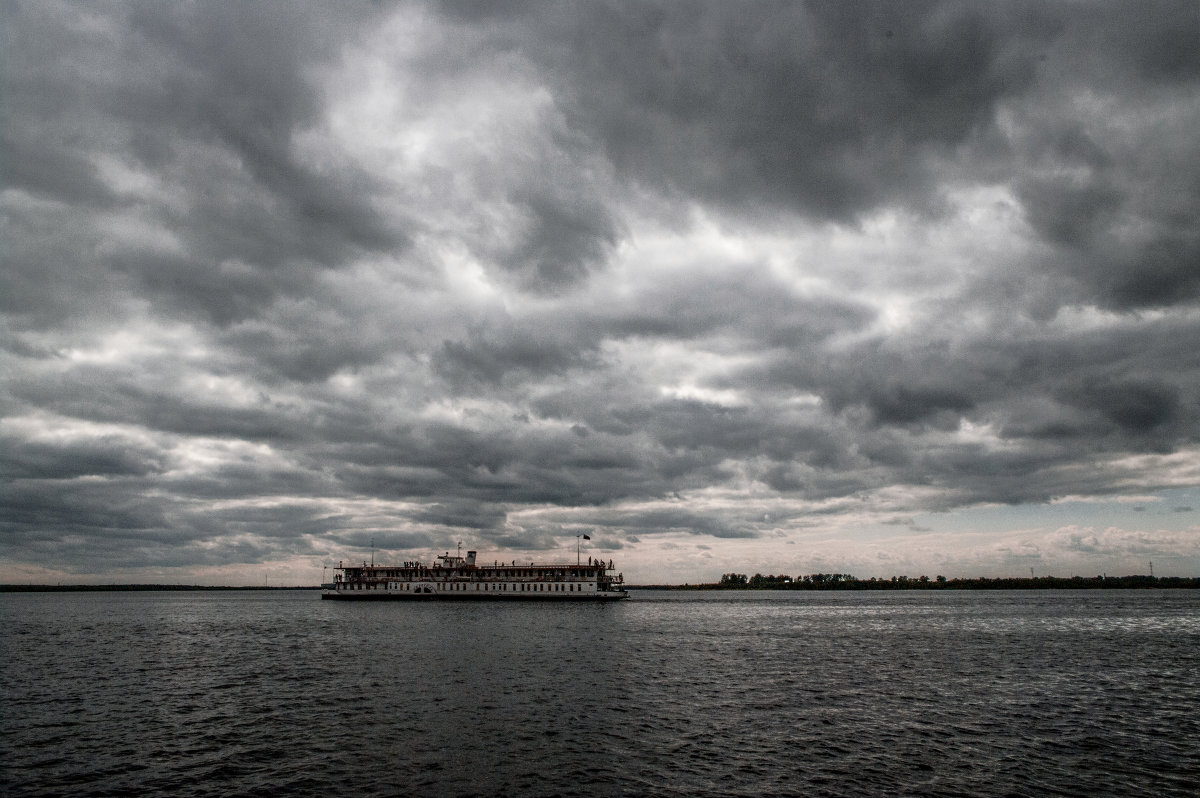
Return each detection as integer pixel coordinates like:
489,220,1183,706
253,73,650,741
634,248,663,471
3,1,1198,581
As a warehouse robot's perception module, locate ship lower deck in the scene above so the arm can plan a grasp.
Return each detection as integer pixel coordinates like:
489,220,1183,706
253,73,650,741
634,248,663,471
320,589,628,600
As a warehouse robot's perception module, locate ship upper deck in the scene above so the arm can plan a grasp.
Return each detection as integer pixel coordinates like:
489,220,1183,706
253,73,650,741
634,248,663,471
336,557,620,583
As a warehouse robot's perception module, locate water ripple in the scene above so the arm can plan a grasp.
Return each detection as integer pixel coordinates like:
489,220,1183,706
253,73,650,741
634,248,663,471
2,590,1198,797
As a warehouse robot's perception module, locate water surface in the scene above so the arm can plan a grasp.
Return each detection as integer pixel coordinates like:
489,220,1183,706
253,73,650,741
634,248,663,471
3,590,1197,796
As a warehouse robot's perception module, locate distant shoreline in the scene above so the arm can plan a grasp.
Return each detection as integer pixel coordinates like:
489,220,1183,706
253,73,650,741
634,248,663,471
0,584,319,593
5,575,1199,593
631,574,1200,590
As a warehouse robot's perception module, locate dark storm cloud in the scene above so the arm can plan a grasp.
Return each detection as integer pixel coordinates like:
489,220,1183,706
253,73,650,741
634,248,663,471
410,500,508,532
0,435,166,481
8,368,303,443
3,1,1199,578
434,325,605,388
332,530,441,554
436,0,1200,313
2,478,172,546
444,0,1052,223
3,0,403,329
586,506,759,540
497,183,623,293
432,268,872,395
1003,4,1200,311
1060,378,1181,436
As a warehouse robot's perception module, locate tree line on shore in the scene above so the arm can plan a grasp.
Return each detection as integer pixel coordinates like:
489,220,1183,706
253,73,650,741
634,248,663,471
688,572,1200,590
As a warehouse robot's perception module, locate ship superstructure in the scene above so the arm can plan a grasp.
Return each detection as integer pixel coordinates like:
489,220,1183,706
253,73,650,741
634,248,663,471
321,549,628,600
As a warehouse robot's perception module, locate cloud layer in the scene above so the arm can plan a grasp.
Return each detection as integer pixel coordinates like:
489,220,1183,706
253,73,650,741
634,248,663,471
3,1,1198,582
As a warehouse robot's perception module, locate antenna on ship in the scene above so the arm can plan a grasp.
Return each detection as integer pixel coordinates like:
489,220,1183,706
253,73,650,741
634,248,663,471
371,538,374,568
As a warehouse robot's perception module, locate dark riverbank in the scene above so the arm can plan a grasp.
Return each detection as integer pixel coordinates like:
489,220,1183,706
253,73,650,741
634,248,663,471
632,574,1200,590
0,584,318,593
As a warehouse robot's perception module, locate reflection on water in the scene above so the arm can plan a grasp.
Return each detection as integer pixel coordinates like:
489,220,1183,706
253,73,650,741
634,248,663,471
3,590,1198,797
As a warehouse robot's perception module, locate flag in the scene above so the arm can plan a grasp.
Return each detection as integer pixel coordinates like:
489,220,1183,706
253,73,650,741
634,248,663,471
581,534,591,540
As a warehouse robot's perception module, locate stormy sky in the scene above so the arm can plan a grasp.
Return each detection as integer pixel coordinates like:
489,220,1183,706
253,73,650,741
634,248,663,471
3,1,1199,584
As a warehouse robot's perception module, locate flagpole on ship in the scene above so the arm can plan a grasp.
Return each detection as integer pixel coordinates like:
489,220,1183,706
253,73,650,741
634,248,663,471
576,533,591,566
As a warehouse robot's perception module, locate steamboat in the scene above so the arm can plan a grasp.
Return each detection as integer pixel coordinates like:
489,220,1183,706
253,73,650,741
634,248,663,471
321,548,628,600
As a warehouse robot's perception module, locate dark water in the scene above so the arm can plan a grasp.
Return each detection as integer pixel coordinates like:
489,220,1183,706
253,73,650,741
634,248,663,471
2,590,1198,797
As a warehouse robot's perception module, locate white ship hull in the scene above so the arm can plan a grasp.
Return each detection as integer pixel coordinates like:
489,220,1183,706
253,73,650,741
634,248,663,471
320,585,629,600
